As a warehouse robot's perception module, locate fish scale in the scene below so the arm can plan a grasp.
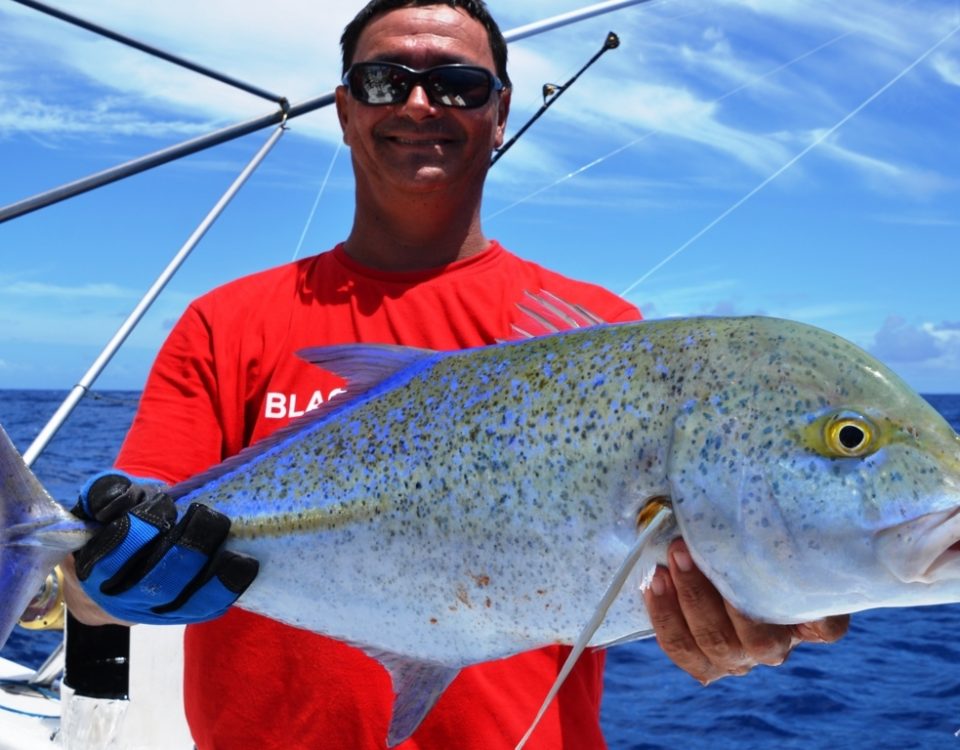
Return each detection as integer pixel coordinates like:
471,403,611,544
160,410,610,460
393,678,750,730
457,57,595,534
3,315,960,747
181,325,679,666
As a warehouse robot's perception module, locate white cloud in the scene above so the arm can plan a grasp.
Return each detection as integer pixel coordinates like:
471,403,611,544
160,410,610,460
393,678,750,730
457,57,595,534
870,316,958,365
813,131,899,175
0,0,355,142
2,0,955,177
633,276,741,315
0,280,134,299
812,133,956,197
0,93,207,139
932,53,960,86
785,302,872,324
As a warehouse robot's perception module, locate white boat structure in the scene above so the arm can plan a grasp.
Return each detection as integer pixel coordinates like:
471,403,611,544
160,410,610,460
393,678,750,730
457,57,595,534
1,627,191,750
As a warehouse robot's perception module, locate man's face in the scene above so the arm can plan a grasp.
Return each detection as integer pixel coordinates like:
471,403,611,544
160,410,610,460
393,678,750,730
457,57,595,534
336,5,510,197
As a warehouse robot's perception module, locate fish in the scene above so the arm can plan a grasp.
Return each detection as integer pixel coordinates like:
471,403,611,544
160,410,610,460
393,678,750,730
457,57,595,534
2,314,960,747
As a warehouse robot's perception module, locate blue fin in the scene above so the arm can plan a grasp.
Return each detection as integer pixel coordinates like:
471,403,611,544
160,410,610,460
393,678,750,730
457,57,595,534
372,651,459,747
296,343,436,385
0,423,92,649
596,628,655,650
167,344,437,501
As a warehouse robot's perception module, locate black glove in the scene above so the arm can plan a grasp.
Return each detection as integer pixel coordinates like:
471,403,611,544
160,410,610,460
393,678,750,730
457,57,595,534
72,471,258,624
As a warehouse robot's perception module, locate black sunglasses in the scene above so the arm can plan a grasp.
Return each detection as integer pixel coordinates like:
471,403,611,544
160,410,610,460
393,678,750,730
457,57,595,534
342,61,504,109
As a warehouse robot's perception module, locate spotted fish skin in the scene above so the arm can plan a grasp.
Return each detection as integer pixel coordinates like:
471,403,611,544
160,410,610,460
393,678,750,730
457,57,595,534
172,316,960,664
193,325,674,665
3,316,960,746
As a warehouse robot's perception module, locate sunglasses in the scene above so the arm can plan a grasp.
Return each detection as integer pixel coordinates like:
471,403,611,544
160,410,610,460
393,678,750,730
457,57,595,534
342,61,504,109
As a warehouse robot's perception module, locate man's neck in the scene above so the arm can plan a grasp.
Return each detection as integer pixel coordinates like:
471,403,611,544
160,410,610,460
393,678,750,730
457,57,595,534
343,189,490,272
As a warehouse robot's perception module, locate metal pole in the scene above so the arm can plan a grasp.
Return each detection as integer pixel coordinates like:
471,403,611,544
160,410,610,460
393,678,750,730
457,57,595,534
21,121,289,467
504,0,656,42
9,0,288,108
0,94,333,225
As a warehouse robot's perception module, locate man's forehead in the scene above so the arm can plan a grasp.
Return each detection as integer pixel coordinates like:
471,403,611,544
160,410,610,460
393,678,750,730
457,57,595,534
353,5,495,68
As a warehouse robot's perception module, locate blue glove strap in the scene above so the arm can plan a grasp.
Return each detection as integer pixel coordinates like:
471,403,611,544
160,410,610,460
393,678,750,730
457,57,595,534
81,515,243,625
152,577,238,625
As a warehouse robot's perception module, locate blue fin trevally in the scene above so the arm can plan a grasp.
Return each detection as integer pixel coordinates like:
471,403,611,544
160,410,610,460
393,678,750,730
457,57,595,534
2,313,960,747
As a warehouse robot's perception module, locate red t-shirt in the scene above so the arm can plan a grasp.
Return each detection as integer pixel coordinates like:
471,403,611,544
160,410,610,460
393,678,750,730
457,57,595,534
116,242,640,750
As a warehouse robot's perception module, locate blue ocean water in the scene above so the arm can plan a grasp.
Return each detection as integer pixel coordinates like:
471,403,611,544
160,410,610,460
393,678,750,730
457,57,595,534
1,389,959,749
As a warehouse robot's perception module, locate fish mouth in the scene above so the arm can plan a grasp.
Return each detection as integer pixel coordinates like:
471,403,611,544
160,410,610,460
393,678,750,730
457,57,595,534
877,506,960,583
936,537,960,572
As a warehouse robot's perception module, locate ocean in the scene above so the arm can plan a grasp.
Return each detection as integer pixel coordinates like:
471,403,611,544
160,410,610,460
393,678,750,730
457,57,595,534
2,389,959,749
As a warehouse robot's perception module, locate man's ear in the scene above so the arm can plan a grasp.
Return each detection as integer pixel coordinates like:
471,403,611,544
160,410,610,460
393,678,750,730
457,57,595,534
494,88,511,149
335,86,351,146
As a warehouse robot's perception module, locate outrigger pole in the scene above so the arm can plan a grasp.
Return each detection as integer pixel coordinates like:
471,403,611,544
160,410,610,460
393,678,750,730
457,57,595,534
21,122,289,467
503,0,653,41
7,0,656,463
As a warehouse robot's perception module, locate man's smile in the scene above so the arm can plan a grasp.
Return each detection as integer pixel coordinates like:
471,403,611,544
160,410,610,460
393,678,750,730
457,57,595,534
378,129,461,147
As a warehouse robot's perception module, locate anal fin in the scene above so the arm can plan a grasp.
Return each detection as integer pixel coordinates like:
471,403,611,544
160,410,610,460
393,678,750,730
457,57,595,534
376,652,460,747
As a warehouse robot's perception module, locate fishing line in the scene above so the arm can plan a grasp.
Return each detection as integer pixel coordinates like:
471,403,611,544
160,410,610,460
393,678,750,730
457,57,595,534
291,140,342,262
485,139,648,221
618,17,960,299
483,24,856,223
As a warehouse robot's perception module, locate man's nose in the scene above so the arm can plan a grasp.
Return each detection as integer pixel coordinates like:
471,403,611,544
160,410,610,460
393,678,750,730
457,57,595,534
399,84,438,119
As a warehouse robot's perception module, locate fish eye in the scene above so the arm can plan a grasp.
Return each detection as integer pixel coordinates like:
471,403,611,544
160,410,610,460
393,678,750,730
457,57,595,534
824,413,876,457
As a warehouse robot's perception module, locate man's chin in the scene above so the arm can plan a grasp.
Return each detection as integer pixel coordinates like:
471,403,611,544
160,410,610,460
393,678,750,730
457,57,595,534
393,165,459,193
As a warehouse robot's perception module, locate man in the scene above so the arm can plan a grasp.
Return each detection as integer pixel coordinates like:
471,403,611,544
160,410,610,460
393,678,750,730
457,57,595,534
64,1,848,747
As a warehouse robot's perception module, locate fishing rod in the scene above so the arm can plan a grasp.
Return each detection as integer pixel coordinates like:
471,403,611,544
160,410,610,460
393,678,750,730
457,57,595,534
492,30,620,166
0,0,656,224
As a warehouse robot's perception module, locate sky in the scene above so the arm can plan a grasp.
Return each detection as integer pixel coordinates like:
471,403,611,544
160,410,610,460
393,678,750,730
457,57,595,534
0,0,958,394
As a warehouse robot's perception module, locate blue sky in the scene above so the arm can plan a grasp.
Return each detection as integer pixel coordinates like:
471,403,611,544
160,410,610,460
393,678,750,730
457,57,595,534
0,0,958,393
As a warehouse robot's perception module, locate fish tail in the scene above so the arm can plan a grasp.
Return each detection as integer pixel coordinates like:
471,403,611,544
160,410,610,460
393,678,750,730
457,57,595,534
0,423,92,649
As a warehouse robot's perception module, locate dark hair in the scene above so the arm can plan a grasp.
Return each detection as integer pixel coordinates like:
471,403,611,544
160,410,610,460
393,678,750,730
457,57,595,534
341,0,511,88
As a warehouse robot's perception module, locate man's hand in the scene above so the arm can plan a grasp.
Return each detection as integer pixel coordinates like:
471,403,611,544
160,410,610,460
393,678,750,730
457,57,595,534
644,539,849,684
70,471,258,625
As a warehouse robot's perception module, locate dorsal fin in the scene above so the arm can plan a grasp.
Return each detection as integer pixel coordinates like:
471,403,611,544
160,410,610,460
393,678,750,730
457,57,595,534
502,289,605,341
167,344,436,501
296,343,435,384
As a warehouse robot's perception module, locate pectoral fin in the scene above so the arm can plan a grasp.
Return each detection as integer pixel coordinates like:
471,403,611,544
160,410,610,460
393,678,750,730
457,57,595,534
515,502,675,750
374,652,460,747
596,628,655,650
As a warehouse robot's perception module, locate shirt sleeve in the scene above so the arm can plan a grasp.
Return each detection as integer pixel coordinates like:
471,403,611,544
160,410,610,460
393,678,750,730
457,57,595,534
115,303,226,485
